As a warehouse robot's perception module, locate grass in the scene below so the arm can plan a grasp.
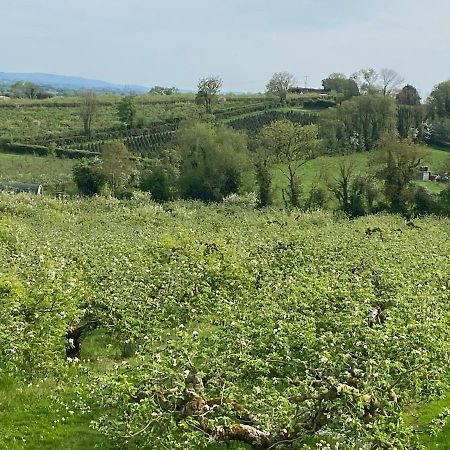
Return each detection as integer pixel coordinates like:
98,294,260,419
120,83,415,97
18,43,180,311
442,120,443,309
0,93,266,143
271,146,450,207
407,391,450,449
0,152,77,194
0,375,115,450
0,329,125,450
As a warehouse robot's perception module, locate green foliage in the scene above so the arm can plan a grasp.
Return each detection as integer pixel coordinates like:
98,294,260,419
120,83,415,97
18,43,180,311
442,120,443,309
140,158,178,202
320,95,397,153
427,80,450,118
260,120,321,207
100,141,136,195
322,73,360,102
1,196,450,448
79,90,98,137
72,162,108,196
351,68,380,95
117,95,138,129
10,81,41,99
177,122,250,202
397,104,425,141
397,85,421,106
372,133,426,213
266,72,296,104
196,76,223,114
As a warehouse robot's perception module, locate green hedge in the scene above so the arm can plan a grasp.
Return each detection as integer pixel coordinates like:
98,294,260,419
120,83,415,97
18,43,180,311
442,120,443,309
0,141,99,159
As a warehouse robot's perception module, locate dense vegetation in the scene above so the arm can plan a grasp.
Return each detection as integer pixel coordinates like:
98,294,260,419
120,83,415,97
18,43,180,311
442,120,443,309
2,195,450,449
2,70,450,448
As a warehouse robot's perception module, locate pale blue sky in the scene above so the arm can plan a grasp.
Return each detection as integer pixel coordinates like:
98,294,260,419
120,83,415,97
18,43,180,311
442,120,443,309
1,0,449,96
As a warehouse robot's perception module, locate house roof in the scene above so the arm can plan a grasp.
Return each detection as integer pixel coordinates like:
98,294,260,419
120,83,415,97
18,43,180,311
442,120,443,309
0,182,43,194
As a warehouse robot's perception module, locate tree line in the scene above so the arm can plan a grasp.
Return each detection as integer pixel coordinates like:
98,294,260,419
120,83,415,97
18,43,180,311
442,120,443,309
73,70,450,219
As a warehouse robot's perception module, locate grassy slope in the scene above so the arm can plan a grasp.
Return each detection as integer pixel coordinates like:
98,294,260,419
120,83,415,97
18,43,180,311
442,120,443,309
0,152,77,194
0,145,448,199
0,93,265,143
407,392,450,448
0,331,122,450
272,146,450,206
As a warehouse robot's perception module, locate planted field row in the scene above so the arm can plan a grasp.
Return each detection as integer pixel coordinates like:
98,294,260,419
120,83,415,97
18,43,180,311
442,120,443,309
36,119,180,148
228,109,320,134
77,130,174,156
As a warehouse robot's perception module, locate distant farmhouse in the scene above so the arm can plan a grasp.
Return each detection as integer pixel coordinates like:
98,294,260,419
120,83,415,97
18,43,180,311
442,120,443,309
0,182,43,195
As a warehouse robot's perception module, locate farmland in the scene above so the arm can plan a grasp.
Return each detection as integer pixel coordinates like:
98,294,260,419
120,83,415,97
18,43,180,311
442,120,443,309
1,195,450,449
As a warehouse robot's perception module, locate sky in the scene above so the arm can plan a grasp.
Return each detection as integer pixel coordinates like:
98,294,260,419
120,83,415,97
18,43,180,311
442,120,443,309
1,0,450,97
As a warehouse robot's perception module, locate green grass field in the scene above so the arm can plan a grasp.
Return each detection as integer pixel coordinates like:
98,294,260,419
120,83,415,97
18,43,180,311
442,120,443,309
271,145,450,206
0,152,77,194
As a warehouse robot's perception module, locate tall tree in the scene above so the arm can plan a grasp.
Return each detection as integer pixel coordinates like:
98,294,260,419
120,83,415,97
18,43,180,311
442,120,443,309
396,84,421,106
326,156,359,215
427,80,450,118
196,76,223,114
117,95,138,129
266,72,296,104
260,120,321,208
351,68,379,94
320,95,397,153
372,133,425,212
177,122,249,202
79,90,98,137
426,80,450,146
100,141,135,196
322,73,359,102
380,68,405,96
10,81,41,99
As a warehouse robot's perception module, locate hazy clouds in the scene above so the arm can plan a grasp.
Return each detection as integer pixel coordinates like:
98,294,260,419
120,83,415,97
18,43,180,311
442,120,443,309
1,0,449,96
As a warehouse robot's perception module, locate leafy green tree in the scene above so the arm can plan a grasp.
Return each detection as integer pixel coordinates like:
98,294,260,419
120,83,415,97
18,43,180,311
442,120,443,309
117,95,138,129
79,90,98,137
427,80,450,146
396,85,424,141
322,73,359,102
351,68,379,94
320,95,397,153
265,72,296,104
253,145,273,207
396,84,421,106
372,133,425,212
177,122,249,202
72,162,108,196
140,158,178,202
427,80,450,118
196,76,222,114
260,120,321,208
10,81,41,99
326,156,359,215
100,141,135,196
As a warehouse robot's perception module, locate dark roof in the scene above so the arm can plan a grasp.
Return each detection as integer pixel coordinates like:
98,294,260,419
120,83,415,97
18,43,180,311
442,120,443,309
0,182,43,194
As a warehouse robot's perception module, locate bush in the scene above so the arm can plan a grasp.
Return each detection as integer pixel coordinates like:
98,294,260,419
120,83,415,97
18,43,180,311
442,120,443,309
72,163,108,196
177,123,250,202
140,161,178,203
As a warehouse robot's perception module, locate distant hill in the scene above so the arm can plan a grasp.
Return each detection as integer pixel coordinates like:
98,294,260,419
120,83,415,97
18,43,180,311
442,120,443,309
0,72,149,94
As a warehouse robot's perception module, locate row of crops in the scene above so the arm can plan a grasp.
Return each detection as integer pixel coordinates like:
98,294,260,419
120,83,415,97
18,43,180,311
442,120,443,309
1,195,450,449
77,130,175,156
228,110,320,134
